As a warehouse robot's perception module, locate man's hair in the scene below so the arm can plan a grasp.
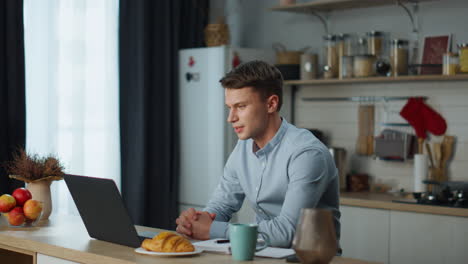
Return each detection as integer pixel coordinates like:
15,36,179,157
219,60,283,111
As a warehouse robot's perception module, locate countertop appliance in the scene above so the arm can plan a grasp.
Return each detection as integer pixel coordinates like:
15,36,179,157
178,46,279,221
393,181,468,208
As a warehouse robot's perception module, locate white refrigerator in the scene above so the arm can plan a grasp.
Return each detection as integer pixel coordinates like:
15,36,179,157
178,46,285,222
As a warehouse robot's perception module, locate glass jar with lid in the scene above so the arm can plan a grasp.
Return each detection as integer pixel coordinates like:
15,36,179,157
323,34,338,79
353,55,377,77
340,55,354,78
458,43,468,73
390,39,409,76
337,33,355,78
356,37,368,56
366,31,384,57
337,33,354,57
443,52,459,75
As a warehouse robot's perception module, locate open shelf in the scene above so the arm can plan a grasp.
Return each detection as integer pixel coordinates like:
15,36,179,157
284,74,468,85
269,0,437,13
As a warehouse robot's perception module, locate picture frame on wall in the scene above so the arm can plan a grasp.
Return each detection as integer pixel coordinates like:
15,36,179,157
420,35,451,75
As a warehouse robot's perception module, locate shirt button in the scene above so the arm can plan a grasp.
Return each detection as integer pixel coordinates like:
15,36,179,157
255,187,259,191
262,162,265,167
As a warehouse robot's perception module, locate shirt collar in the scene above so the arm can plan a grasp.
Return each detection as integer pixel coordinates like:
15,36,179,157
253,118,289,156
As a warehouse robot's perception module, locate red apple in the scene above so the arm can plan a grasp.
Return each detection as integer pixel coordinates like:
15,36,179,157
0,194,16,213
12,188,32,206
7,207,25,226
23,199,43,220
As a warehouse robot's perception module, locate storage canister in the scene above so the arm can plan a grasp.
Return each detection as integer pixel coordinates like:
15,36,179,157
366,31,384,56
300,53,318,80
390,39,409,76
337,34,354,79
323,34,338,79
340,55,354,78
459,43,468,73
356,37,368,55
353,55,376,77
337,33,354,57
443,52,459,75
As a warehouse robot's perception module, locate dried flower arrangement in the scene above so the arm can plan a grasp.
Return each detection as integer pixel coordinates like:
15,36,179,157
5,149,65,183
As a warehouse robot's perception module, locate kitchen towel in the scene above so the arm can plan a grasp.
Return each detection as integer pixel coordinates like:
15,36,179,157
414,154,428,192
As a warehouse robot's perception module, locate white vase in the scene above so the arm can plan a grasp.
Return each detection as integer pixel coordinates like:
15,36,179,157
27,180,52,220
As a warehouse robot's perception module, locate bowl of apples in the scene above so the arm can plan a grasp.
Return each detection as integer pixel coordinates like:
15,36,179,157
0,188,43,227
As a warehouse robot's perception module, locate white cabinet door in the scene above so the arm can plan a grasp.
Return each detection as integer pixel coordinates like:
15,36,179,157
451,216,468,263
390,211,468,264
37,254,79,264
340,205,390,264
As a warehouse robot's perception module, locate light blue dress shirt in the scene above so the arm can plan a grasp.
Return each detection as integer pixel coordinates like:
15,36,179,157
204,118,340,248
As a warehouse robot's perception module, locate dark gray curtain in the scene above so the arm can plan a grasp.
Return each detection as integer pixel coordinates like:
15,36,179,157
0,0,26,194
119,0,209,229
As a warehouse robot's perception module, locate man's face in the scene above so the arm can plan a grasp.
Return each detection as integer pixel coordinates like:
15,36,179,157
225,87,270,141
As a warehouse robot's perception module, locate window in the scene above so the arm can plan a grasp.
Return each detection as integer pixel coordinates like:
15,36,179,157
24,0,120,215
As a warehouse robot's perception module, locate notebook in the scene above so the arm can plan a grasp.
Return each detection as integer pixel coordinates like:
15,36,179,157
193,239,295,258
64,174,157,247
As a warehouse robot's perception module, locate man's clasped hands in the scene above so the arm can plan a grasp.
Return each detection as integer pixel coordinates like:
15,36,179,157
175,208,217,240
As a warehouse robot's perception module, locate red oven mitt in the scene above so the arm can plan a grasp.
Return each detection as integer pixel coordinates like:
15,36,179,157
400,97,447,138
421,101,447,136
400,98,427,139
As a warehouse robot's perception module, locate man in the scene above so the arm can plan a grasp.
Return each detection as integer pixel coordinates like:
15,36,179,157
176,60,340,248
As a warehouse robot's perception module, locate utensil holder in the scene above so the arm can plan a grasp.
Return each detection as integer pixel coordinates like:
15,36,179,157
427,167,446,192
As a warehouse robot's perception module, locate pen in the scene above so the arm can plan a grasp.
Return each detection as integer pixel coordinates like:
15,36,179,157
215,239,230,244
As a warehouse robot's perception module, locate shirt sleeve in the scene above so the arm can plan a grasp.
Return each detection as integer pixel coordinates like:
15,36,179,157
257,147,335,247
203,162,245,239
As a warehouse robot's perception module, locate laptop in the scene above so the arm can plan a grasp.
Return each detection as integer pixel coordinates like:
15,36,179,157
64,174,157,247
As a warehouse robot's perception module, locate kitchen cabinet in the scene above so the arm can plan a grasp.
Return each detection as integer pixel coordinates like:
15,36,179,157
0,245,35,264
37,254,79,264
389,211,468,264
341,204,468,264
340,206,390,264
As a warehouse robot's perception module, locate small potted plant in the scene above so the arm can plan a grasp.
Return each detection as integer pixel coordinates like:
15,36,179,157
5,148,65,220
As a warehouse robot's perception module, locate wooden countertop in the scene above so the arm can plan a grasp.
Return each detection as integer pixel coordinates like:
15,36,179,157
0,214,378,264
340,192,468,217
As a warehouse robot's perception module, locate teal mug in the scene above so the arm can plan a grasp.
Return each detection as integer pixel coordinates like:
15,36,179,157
229,223,270,261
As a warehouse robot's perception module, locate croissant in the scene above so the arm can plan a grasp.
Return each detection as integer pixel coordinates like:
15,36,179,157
141,231,195,252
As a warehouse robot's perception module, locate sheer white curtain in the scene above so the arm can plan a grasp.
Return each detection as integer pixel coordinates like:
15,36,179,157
24,0,120,215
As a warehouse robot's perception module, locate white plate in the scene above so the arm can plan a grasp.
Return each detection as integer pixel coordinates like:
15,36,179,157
135,246,203,257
